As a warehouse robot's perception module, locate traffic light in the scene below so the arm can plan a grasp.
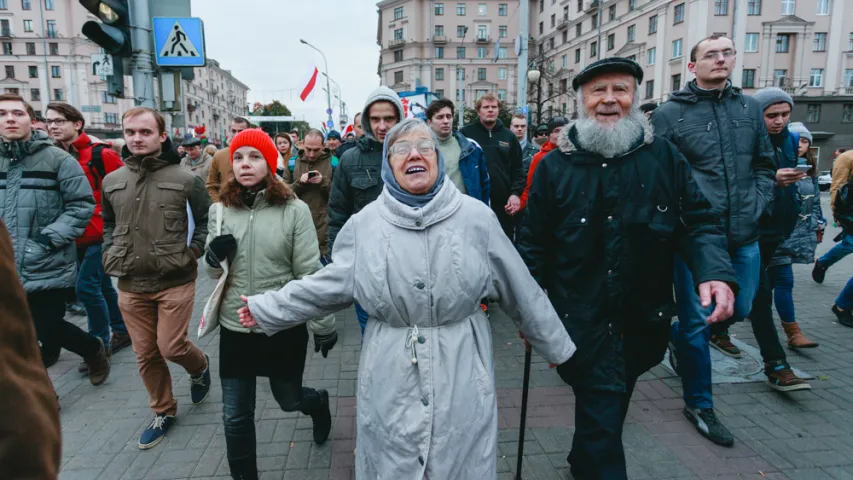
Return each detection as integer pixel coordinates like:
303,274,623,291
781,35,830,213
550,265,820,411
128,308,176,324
79,0,132,58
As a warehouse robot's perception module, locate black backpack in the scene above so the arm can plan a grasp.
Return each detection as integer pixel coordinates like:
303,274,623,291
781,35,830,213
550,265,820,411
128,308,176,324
87,144,108,190
834,181,853,233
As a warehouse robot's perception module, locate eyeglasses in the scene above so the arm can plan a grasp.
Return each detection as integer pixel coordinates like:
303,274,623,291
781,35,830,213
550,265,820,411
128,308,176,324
699,49,736,61
45,118,68,126
390,139,436,157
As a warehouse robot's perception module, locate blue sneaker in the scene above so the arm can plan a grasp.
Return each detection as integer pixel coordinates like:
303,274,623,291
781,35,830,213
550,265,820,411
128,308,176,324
138,414,175,449
190,354,211,405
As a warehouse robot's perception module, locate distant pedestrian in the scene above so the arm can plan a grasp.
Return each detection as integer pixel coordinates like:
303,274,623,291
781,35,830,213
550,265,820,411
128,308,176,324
204,129,335,479
813,148,853,282
180,137,213,182
325,130,342,155
207,116,251,202
509,113,538,174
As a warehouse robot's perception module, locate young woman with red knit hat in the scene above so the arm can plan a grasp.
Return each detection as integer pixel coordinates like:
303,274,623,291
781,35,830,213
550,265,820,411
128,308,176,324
202,129,337,480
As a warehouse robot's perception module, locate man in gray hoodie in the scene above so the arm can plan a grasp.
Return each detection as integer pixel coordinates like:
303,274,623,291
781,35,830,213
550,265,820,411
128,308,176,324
328,86,404,335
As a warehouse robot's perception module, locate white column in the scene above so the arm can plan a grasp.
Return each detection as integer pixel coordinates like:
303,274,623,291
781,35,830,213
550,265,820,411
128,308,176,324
653,6,667,100
793,30,809,88
730,0,748,88
823,0,846,94
760,27,775,87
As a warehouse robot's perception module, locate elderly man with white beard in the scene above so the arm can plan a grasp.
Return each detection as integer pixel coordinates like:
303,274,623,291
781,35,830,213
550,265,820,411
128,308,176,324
517,57,738,479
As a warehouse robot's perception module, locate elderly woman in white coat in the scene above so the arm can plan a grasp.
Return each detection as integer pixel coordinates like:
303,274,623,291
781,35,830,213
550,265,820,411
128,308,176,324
237,118,576,479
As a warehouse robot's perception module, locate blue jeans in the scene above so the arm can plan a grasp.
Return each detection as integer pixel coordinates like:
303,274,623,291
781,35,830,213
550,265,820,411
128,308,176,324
76,244,126,347
818,232,853,268
769,264,795,324
835,276,853,310
354,302,369,336
221,376,321,461
671,242,761,409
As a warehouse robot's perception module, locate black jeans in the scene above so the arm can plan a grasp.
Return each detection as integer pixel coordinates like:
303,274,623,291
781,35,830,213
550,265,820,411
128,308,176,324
29,288,102,364
221,376,322,462
568,377,638,480
711,241,787,365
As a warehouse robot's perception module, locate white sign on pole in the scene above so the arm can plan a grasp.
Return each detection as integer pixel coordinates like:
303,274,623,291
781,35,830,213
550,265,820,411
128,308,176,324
91,54,112,76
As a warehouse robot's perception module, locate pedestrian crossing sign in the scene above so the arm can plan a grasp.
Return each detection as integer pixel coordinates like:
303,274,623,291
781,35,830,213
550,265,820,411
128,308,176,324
153,17,206,67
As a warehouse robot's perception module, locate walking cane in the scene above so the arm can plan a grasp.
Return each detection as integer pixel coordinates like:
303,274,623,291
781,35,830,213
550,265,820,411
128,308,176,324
515,337,533,480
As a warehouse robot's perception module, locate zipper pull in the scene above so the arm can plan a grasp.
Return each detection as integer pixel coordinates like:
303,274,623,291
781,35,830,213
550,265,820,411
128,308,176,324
366,170,372,181
706,122,712,132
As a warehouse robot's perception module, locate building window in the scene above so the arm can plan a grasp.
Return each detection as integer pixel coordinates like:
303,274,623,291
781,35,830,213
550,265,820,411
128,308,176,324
807,104,820,123
607,34,615,50
538,21,543,35
435,68,445,81
627,24,635,42
394,6,403,19
629,0,636,10
591,13,598,28
647,47,656,65
842,104,853,123
850,33,853,52
551,13,555,28
609,5,616,22
776,34,790,53
457,25,466,37
435,25,444,36
498,67,507,80
0,19,9,37
498,47,507,58
781,0,795,15
21,0,30,9
477,46,487,58
816,0,829,15
539,0,544,12
774,69,787,87
845,69,853,87
813,33,826,52
809,68,824,87
436,88,445,98
394,28,403,40
477,67,487,81
576,23,582,37
563,5,569,19
590,41,597,57
672,39,683,58
477,24,487,39
673,4,684,24
105,113,119,125
23,19,32,32
548,38,554,50
562,30,568,43
30,87,39,101
499,26,507,38
575,48,581,63
577,0,582,12
2,42,10,55
457,47,466,59
714,0,728,15
745,33,759,52
394,71,403,83
435,2,444,15
46,20,56,38
3,87,17,94
645,80,654,98
24,41,34,54
649,15,657,34
50,65,60,77
44,0,53,10
49,42,58,55
742,69,756,88
393,50,403,62
747,0,761,14
499,3,507,16
478,3,487,16
0,0,6,9
561,54,567,68
101,91,117,104
497,89,507,101
4,65,13,78
435,46,445,58
671,74,682,92
53,88,62,100
457,3,466,15
28,65,36,77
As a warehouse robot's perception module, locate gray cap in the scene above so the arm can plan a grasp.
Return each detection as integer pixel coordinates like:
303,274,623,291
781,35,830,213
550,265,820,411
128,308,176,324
751,87,793,111
788,121,813,144
182,137,201,147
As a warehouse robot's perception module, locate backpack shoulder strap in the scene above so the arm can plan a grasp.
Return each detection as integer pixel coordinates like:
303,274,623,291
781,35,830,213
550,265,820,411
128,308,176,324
88,144,107,189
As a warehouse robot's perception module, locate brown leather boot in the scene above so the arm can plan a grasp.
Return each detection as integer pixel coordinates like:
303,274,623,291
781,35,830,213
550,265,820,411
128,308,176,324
86,339,111,386
782,322,818,349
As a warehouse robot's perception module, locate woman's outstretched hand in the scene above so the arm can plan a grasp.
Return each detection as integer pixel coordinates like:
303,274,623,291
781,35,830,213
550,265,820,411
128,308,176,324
238,295,259,328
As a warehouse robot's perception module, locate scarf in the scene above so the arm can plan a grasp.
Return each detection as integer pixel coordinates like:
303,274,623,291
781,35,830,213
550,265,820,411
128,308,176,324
381,135,446,208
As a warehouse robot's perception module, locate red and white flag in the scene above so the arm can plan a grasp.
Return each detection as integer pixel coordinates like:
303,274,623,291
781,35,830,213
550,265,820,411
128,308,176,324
300,67,319,102
341,124,354,137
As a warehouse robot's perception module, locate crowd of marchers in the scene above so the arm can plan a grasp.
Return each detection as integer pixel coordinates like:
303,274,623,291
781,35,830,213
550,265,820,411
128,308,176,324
4,32,853,480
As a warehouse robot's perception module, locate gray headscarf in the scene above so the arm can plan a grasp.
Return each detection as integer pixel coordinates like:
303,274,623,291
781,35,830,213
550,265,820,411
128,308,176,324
381,119,446,208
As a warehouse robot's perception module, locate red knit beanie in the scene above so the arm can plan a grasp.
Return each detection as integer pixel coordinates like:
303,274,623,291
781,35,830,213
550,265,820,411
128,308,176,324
229,129,279,175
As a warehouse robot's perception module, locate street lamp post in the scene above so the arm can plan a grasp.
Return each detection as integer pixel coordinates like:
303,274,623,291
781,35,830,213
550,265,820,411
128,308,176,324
527,65,542,126
323,72,347,126
300,39,334,128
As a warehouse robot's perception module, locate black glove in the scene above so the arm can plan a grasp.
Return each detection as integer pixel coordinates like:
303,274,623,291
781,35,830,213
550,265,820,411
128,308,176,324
208,234,236,261
313,331,338,358
34,234,54,250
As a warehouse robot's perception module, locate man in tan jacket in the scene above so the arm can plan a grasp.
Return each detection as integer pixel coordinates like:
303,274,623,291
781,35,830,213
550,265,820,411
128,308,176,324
206,117,251,202
282,129,335,261
814,149,853,283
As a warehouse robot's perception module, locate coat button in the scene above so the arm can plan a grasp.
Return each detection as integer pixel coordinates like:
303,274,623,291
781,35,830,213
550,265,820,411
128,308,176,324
602,163,608,168
607,216,613,221
607,270,613,275
422,398,429,406
136,197,140,201
418,456,425,466
580,218,586,223
416,281,425,290
418,335,426,344
415,220,422,227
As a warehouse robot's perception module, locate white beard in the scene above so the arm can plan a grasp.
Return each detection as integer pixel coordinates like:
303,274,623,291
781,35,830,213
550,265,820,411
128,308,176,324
574,109,647,158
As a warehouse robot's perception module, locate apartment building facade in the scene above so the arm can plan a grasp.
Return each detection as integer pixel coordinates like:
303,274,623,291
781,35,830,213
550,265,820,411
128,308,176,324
377,0,522,108
183,58,250,145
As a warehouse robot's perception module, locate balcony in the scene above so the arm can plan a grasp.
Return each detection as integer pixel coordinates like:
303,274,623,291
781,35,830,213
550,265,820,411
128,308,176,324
557,18,569,30
0,28,10,38
475,35,491,44
433,35,447,44
584,0,600,13
389,38,406,49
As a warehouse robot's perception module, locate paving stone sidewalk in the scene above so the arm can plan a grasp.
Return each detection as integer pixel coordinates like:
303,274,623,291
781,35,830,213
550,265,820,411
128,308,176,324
53,198,853,480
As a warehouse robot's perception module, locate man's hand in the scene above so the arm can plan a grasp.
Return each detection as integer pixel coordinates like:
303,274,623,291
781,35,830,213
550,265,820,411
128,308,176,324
776,168,807,188
299,172,310,184
308,171,323,184
699,281,735,324
505,195,521,216
238,295,259,328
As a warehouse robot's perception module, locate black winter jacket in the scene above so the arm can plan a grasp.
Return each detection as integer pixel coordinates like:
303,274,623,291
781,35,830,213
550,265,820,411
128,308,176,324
517,123,736,392
327,136,383,257
460,119,524,237
650,81,776,249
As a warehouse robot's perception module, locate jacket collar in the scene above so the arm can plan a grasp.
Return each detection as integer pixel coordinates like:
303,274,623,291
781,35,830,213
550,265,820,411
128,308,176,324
297,147,332,165
454,131,478,156
468,118,505,134
376,175,462,231
68,131,92,154
670,79,740,104
557,119,654,160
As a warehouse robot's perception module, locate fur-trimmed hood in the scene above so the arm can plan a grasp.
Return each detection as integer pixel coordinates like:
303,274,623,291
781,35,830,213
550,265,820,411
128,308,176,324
556,117,655,156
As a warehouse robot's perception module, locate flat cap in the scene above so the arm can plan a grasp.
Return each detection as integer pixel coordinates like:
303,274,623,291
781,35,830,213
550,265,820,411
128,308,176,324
182,137,201,147
547,116,569,134
572,57,644,91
